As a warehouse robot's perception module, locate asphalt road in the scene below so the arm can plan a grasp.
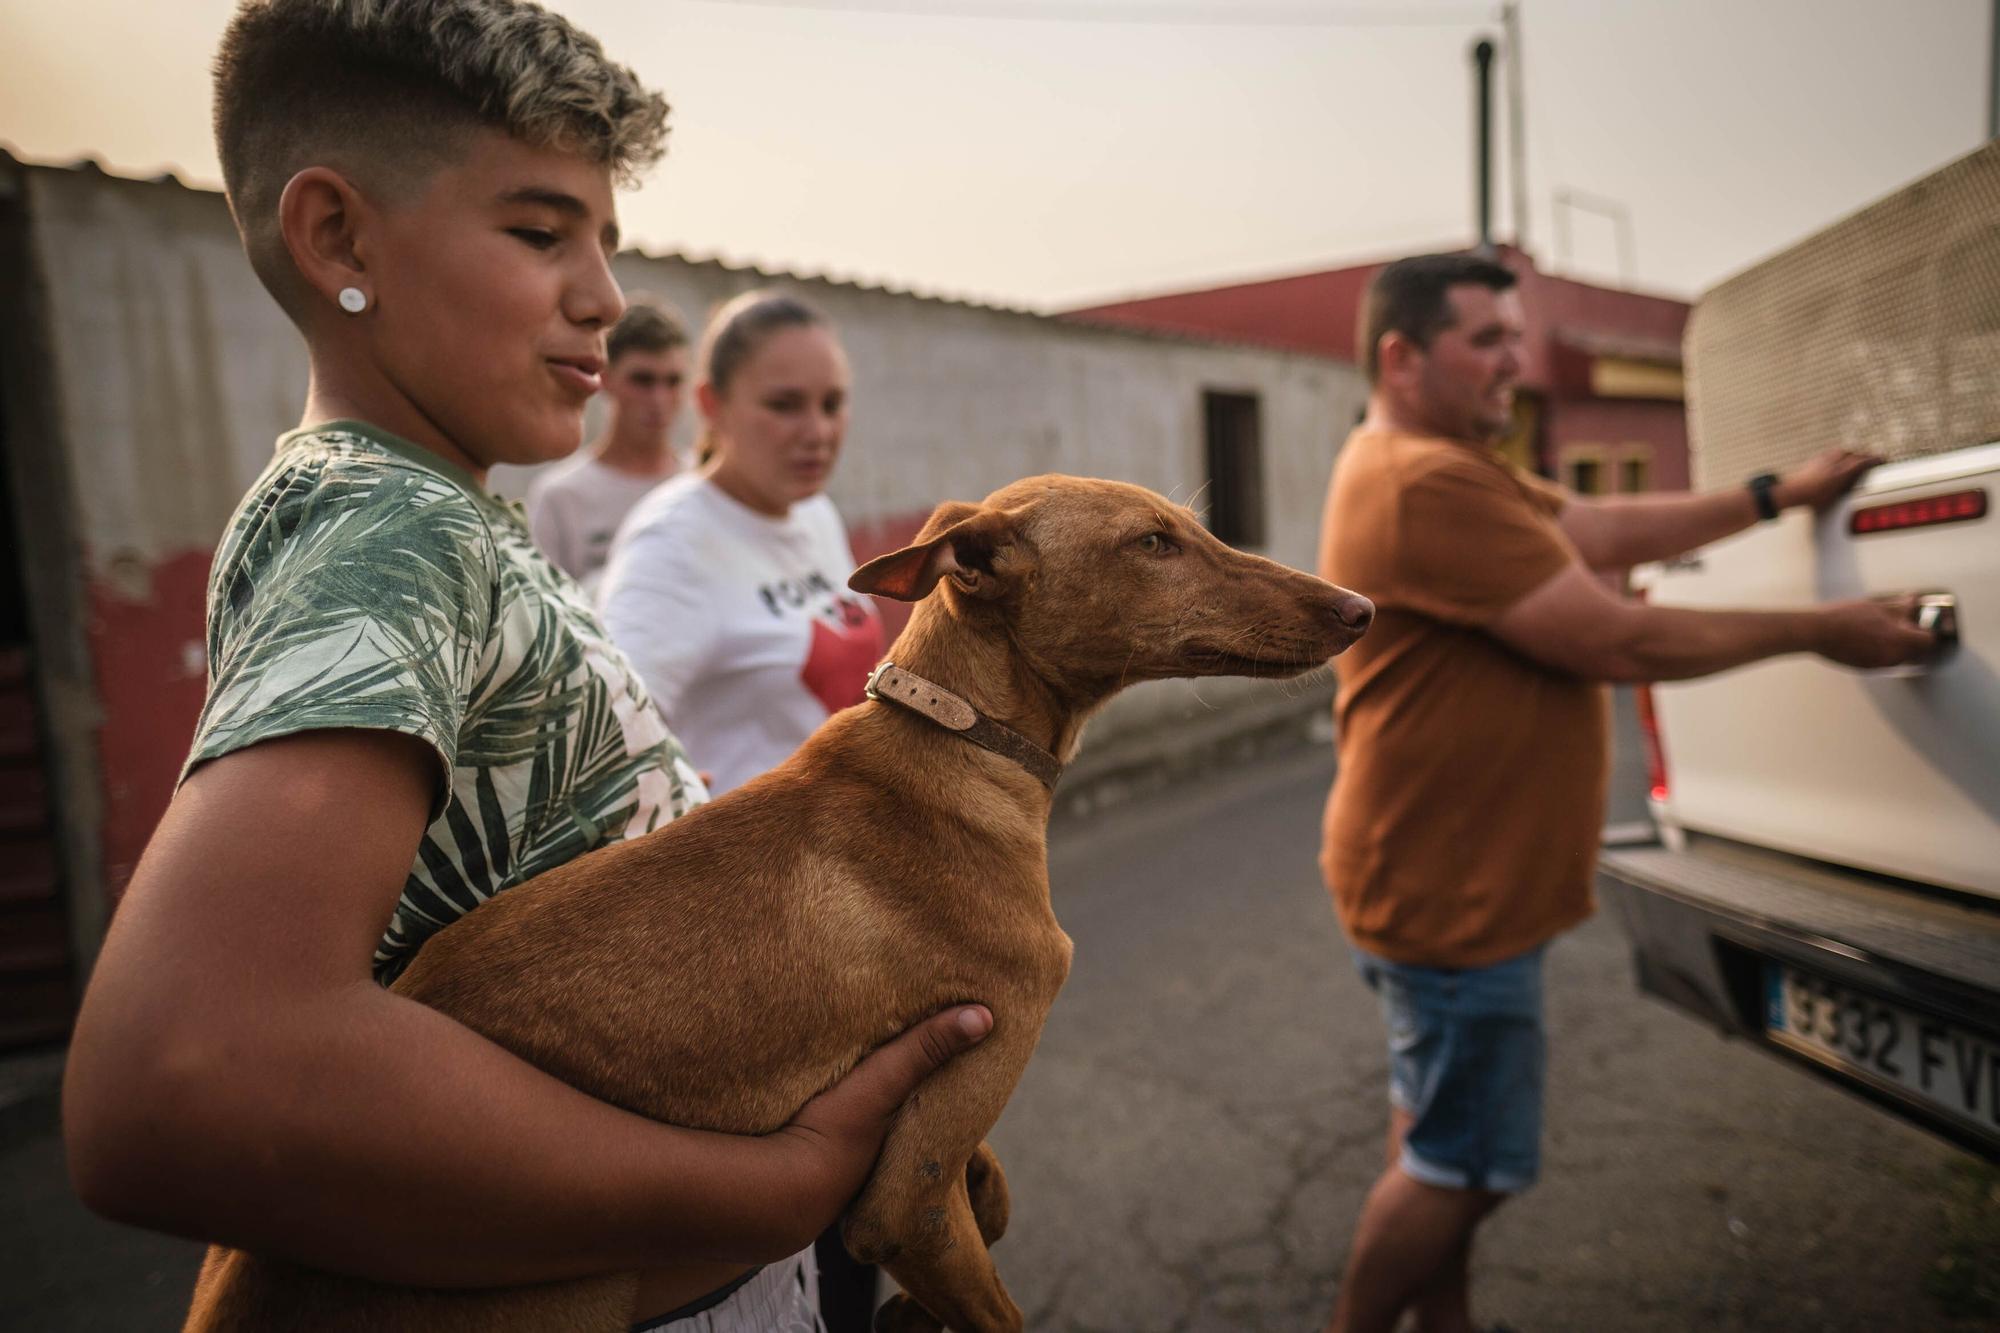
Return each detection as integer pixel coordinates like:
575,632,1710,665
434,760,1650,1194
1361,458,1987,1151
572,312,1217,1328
0,735,1987,1331
987,746,1988,1333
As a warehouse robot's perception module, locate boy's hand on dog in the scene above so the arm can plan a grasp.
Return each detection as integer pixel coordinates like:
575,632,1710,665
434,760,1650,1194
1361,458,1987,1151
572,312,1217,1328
761,1005,992,1248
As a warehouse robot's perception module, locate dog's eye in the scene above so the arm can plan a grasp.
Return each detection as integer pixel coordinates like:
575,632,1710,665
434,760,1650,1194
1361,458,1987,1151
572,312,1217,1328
1135,532,1175,555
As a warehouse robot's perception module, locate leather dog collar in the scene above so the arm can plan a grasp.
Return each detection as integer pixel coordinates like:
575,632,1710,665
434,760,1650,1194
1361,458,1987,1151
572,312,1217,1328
864,662,1063,792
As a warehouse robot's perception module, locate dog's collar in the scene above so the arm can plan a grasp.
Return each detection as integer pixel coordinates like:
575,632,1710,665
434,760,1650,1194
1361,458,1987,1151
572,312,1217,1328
864,662,1062,792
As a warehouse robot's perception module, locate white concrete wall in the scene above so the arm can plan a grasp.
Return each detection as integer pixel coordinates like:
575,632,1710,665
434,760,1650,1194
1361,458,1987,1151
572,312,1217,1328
501,250,1369,743
26,167,309,578
28,165,1366,750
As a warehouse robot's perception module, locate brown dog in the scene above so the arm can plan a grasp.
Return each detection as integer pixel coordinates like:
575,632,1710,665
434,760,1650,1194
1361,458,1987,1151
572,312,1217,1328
184,474,1373,1332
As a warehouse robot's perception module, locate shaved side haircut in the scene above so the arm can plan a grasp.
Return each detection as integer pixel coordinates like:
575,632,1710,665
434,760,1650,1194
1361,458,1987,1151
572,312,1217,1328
213,0,669,317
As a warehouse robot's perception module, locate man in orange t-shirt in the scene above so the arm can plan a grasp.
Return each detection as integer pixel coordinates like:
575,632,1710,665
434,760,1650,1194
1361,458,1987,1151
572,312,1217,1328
1317,254,1934,1333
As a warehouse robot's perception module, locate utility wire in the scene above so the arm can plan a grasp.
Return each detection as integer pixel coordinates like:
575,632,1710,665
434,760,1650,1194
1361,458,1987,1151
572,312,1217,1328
691,1,1496,27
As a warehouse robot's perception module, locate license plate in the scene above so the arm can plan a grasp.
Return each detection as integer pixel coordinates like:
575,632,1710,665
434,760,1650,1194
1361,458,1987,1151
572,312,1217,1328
1765,962,2000,1138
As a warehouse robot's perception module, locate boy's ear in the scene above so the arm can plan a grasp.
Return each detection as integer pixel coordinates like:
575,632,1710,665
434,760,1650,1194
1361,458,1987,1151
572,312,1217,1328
849,502,1023,603
278,166,372,316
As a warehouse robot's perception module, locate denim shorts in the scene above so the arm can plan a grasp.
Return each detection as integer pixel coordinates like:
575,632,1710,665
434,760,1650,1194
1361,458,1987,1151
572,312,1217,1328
1353,943,1547,1194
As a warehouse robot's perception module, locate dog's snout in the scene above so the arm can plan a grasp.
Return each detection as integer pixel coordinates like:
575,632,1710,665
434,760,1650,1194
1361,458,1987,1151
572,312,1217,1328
1335,592,1375,634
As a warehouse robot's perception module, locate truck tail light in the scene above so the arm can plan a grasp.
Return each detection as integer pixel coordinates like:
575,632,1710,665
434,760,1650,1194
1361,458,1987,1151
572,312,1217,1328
1629,582,1669,805
1634,682,1670,805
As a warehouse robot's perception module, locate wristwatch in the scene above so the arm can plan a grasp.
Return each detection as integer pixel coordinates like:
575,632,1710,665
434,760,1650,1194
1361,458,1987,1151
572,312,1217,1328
1747,472,1781,521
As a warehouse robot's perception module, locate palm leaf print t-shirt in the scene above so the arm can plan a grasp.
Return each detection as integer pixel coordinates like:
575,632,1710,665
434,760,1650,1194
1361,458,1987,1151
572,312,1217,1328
182,421,705,982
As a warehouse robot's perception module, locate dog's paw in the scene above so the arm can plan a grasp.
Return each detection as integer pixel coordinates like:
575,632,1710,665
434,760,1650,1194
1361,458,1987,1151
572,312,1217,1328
873,1292,946,1333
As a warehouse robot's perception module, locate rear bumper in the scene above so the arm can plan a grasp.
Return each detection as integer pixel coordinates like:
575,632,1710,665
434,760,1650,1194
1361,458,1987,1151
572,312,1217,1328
1600,835,2000,1162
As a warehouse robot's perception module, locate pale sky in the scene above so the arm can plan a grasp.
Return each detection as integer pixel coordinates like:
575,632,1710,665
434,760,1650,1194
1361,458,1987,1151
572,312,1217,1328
2,0,1991,310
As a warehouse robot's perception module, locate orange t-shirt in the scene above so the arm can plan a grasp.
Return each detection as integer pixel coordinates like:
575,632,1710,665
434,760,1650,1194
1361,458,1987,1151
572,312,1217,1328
1318,429,1607,968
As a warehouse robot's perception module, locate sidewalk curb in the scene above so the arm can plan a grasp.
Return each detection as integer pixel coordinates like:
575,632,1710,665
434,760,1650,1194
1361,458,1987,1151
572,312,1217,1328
1055,680,1336,821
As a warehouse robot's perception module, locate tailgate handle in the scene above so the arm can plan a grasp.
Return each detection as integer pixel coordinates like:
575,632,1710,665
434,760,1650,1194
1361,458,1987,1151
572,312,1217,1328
1914,593,1958,651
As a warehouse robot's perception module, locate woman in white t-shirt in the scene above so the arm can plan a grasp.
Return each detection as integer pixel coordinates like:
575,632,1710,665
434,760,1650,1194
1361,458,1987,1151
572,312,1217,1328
597,289,883,796
598,288,888,1329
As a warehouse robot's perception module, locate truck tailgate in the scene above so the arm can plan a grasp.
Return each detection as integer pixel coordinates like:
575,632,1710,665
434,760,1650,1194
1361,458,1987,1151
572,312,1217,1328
1647,444,2000,897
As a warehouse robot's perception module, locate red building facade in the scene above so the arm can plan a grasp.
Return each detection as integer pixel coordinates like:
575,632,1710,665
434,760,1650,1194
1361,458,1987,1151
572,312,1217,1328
1065,247,1692,494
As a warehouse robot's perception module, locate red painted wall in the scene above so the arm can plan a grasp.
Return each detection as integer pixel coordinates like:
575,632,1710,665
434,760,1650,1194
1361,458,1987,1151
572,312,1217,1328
1068,266,1378,363
1065,251,1692,490
1545,398,1692,492
1066,251,1689,394
86,551,211,906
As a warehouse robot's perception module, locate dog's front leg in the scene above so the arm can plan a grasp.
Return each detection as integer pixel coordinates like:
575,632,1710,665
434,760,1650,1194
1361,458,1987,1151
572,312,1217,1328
869,1142,1012,1333
842,1035,1036,1333
869,1172,1011,1333
962,1140,1010,1246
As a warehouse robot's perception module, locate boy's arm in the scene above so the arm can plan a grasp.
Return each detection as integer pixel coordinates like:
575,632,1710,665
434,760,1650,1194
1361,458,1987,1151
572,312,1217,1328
63,727,987,1287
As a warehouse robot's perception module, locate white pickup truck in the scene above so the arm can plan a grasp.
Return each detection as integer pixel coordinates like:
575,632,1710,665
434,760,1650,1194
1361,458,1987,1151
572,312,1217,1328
1600,140,2000,1163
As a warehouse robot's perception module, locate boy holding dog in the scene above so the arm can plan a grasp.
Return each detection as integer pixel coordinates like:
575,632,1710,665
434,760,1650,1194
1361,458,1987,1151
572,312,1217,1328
60,2,988,1328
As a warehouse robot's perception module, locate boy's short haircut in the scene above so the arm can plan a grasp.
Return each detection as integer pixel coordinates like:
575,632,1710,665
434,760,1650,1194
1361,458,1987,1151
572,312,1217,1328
214,0,670,318
607,297,689,365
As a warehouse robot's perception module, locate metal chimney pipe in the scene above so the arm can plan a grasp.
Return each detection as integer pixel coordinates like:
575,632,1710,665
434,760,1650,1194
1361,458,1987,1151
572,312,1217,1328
1502,0,1528,248
1472,38,1496,253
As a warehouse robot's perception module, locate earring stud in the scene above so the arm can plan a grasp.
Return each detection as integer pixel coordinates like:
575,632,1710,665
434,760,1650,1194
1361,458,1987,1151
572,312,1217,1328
338,287,368,314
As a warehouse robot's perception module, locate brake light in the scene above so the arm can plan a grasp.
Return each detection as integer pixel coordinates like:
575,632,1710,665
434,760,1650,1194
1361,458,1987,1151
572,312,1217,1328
1634,682,1670,805
1630,582,1669,805
1849,488,1986,535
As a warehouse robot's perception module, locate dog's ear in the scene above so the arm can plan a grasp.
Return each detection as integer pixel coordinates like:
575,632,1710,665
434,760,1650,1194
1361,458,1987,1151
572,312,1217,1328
850,503,1020,603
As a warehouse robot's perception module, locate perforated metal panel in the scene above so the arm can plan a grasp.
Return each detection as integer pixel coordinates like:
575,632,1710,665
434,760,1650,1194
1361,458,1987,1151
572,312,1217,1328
1686,141,2000,490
